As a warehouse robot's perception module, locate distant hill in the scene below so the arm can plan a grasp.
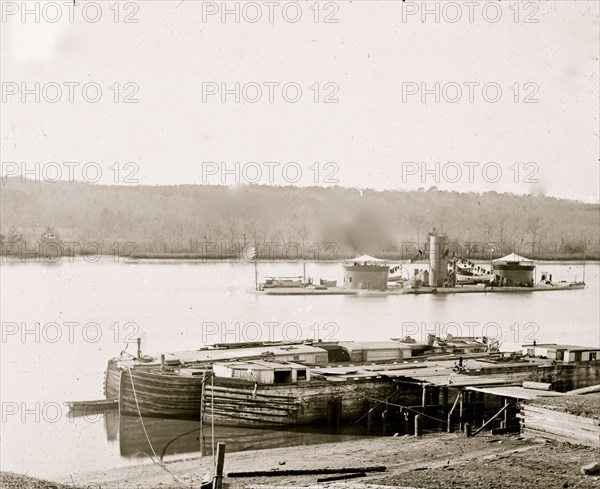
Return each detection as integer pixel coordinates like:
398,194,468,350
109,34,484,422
1,179,598,260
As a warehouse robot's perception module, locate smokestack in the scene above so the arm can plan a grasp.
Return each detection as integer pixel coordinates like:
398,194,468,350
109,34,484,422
429,234,448,287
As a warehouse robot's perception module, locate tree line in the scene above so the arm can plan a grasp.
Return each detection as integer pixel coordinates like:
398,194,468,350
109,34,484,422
1,179,598,260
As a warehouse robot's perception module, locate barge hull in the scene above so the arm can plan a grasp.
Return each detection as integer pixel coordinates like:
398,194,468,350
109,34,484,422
203,378,398,427
118,368,205,419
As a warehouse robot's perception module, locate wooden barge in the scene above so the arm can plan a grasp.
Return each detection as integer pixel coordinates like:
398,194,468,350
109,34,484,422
111,360,399,426
106,341,409,425
104,338,598,430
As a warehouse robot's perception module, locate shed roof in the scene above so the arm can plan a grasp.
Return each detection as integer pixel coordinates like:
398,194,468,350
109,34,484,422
215,360,308,370
338,341,411,352
163,344,327,364
465,385,568,400
313,361,517,387
523,343,600,352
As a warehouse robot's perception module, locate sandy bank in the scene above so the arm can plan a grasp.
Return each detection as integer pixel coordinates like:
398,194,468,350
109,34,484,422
49,433,600,489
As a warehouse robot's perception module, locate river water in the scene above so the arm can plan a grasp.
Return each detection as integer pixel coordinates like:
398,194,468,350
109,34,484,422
0,259,598,478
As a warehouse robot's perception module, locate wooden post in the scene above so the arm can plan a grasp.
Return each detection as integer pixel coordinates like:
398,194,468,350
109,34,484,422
382,409,388,435
464,422,472,437
136,337,141,358
214,442,226,489
199,373,204,457
442,387,449,412
447,412,454,433
327,399,335,430
414,414,423,437
367,404,374,434
459,390,464,431
478,391,485,427
404,411,411,435
502,398,509,429
421,384,427,408
432,386,440,428
160,354,165,371
211,374,215,462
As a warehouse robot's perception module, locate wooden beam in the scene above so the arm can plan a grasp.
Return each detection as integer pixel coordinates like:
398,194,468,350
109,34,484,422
472,402,510,436
448,391,461,417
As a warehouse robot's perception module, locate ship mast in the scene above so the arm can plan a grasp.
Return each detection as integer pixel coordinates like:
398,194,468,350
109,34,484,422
583,240,586,284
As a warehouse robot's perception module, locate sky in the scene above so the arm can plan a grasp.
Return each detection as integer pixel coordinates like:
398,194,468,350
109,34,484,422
1,0,599,202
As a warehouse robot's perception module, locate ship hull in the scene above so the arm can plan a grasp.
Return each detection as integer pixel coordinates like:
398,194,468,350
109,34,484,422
118,367,205,419
110,363,398,426
202,378,397,427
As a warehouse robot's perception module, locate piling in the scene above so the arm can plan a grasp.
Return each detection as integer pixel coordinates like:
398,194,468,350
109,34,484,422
160,354,165,371
367,404,375,435
404,411,412,435
477,391,485,426
327,399,335,428
214,443,226,489
382,409,388,435
459,391,464,431
326,398,342,433
432,386,441,428
464,422,472,437
501,398,509,429
414,414,423,437
397,410,406,435
335,397,342,428
447,413,454,433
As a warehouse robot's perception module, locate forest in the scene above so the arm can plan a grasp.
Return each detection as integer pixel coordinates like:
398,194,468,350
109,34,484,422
1,178,598,261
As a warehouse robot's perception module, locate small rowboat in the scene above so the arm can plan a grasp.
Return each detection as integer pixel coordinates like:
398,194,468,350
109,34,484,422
65,399,118,410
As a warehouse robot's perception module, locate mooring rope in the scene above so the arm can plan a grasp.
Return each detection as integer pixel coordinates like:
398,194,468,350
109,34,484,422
334,382,450,425
211,372,215,468
127,369,189,488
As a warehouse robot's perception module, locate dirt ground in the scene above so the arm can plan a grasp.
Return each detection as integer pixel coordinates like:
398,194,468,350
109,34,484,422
43,432,600,489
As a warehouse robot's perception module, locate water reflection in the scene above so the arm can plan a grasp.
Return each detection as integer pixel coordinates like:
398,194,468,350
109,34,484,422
98,408,369,460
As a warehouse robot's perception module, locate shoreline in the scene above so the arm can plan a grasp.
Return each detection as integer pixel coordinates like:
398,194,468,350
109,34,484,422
41,433,599,489
1,255,597,264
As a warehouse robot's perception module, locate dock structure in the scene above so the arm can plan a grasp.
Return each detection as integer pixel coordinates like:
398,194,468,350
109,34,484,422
311,357,600,436
519,395,600,447
104,336,599,433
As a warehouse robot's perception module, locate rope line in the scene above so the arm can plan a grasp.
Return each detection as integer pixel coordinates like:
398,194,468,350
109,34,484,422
127,368,189,488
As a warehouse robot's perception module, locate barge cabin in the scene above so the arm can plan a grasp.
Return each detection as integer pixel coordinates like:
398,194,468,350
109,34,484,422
522,343,599,363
